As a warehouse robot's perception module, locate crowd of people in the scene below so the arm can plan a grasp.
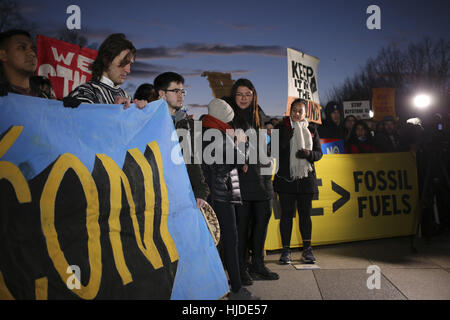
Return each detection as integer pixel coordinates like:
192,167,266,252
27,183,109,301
1,30,449,300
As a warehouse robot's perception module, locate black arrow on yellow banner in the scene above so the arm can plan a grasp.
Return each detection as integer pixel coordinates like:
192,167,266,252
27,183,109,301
331,181,350,213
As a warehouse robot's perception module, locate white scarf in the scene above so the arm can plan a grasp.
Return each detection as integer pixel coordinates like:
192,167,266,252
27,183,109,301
290,119,313,179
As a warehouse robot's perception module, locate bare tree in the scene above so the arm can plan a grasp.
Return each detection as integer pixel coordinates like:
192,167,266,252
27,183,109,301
327,37,450,113
0,0,36,33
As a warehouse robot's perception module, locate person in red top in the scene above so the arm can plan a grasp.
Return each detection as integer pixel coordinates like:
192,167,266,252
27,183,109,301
345,120,378,153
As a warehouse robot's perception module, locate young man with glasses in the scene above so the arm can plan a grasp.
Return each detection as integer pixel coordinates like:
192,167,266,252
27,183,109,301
154,72,209,209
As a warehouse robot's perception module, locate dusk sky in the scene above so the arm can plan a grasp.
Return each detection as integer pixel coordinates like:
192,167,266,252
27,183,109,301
17,0,450,118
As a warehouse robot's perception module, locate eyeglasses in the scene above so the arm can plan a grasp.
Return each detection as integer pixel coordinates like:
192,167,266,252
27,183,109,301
235,92,253,98
164,88,187,96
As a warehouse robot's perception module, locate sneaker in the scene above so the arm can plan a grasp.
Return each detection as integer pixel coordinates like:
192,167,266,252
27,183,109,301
228,287,260,300
240,269,253,286
301,247,316,264
279,249,291,265
249,263,280,280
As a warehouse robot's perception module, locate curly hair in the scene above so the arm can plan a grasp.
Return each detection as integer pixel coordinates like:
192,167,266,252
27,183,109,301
91,33,136,81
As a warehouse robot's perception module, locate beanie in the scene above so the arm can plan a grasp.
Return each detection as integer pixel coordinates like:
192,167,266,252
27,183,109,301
207,98,234,123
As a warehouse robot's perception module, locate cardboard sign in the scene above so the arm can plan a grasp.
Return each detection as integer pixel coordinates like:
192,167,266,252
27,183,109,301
372,88,396,121
287,48,322,124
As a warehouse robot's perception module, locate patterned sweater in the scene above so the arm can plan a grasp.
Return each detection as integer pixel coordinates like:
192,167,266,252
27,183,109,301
68,79,131,104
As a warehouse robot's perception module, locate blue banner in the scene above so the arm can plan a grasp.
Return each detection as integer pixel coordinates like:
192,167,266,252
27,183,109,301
0,94,228,300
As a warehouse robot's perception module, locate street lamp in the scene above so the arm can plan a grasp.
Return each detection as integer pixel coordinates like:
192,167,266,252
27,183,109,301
413,94,431,109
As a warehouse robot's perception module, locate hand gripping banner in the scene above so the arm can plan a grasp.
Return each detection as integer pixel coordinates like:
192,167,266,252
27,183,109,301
0,94,228,300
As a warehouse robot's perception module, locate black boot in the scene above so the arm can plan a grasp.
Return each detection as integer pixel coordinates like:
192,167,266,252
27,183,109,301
249,259,279,280
240,268,253,286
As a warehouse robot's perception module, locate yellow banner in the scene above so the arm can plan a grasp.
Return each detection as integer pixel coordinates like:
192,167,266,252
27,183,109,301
265,152,419,250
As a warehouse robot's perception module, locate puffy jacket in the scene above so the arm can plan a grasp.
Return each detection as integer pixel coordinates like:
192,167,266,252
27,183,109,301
273,117,323,194
201,116,246,204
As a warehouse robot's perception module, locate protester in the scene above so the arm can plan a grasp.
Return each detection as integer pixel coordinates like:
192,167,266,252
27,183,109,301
343,115,357,143
363,118,377,137
224,78,279,284
0,29,46,98
201,98,258,300
374,115,402,152
30,75,55,99
154,72,209,208
318,101,345,139
345,120,378,153
416,113,450,237
133,83,158,104
273,99,322,264
66,33,146,109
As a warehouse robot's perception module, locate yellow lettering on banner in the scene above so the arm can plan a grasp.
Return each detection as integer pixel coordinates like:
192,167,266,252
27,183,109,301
96,153,163,272
0,271,15,300
40,153,101,300
35,277,48,300
0,126,23,159
0,161,32,203
0,126,31,204
265,152,419,250
127,149,166,266
147,142,178,262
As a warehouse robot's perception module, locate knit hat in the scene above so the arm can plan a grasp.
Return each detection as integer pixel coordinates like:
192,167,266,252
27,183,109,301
207,98,234,123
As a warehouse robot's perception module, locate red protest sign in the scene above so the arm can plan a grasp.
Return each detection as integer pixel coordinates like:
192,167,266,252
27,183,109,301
36,35,97,99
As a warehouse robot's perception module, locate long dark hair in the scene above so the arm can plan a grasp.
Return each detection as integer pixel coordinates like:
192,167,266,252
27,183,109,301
349,120,373,144
91,33,136,81
229,78,262,129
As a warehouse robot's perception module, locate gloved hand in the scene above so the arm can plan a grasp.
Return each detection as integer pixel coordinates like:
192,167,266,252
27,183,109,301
62,96,82,108
295,149,311,159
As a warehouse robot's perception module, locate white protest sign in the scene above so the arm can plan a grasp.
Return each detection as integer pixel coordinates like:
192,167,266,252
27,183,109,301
287,48,322,123
343,100,371,119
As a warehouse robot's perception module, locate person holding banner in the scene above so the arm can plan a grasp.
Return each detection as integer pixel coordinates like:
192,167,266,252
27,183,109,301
201,98,258,300
225,79,279,283
0,29,47,98
345,120,378,154
154,72,210,209
66,34,147,109
274,99,322,264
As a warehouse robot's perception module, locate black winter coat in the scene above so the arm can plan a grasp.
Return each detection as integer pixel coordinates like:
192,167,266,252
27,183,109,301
273,117,323,194
201,128,245,204
174,114,210,201
223,99,273,201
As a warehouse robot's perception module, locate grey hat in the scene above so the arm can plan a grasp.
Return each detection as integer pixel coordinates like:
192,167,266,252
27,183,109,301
207,98,234,123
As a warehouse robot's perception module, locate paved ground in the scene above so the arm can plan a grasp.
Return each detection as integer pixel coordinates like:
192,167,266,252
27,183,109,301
232,232,450,300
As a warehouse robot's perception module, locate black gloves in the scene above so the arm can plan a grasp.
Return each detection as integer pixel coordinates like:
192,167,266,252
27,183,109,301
296,149,311,159
62,96,82,108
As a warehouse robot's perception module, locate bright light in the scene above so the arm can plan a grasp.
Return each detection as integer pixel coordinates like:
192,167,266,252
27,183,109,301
407,117,422,126
369,110,374,118
413,94,431,109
